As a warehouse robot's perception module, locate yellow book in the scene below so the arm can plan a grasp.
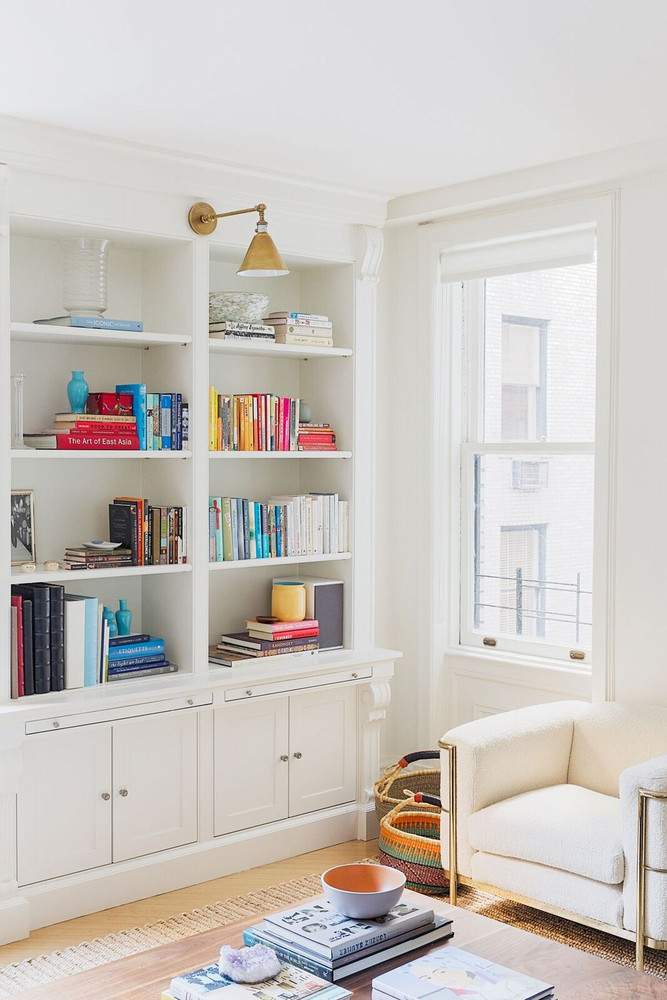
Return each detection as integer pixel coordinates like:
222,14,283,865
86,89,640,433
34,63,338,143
208,385,215,451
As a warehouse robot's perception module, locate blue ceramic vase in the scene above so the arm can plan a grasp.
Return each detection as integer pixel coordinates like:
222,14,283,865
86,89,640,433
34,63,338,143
67,370,89,414
115,599,132,636
103,606,118,638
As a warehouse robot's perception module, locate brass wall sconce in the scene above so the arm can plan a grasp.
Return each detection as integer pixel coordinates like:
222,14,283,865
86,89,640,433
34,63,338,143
187,202,289,277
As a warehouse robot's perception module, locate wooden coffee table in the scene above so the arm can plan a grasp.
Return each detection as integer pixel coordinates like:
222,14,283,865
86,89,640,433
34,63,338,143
15,890,664,999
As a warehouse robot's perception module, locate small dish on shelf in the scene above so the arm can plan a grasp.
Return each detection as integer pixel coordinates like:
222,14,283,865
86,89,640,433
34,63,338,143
84,540,122,550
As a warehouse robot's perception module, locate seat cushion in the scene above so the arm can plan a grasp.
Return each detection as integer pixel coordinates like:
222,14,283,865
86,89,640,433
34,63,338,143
471,852,624,929
467,783,623,884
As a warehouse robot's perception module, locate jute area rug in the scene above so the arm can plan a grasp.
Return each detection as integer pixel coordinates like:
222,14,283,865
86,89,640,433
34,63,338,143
1,871,665,995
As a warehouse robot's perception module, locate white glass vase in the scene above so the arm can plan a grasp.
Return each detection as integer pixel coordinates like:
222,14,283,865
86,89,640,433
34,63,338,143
60,238,111,317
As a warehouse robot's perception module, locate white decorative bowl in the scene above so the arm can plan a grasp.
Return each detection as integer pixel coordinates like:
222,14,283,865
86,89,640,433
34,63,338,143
321,863,406,918
209,291,269,324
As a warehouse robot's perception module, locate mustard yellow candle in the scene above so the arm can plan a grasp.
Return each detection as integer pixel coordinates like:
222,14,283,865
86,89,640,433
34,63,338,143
271,582,306,622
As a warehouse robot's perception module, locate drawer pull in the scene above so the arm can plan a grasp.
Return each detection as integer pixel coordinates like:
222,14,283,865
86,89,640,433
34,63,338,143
187,698,194,706
119,788,129,797
245,689,253,697
52,720,60,729
351,672,358,678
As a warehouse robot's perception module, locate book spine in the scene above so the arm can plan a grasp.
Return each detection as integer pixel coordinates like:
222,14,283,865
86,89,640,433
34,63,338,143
250,628,319,641
54,421,137,433
242,930,333,982
115,384,147,449
108,659,170,674
70,316,143,331
108,640,165,659
160,394,172,450
175,393,182,450
288,312,329,323
254,503,263,559
107,653,169,669
109,633,151,646
55,433,140,449
242,499,250,559
182,402,189,445
108,663,176,680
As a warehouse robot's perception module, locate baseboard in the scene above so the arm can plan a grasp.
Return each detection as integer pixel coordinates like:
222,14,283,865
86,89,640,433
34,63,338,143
22,805,360,933
0,895,30,945
356,801,379,840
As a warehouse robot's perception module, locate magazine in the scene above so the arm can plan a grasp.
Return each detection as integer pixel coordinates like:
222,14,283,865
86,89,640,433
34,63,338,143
169,960,351,1000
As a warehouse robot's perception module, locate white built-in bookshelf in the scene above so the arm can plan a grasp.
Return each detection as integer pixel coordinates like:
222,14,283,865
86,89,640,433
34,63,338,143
2,216,363,700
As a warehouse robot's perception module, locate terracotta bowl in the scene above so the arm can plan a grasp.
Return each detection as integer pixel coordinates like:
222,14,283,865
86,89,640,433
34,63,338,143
321,863,406,918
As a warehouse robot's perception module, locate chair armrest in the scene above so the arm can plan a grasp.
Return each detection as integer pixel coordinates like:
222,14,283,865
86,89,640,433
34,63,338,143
438,701,586,879
620,754,667,944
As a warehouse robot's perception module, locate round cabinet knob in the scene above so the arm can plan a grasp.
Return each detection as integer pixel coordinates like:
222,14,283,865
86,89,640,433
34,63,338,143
293,751,303,759
187,698,194,706
52,720,60,729
351,672,358,679
101,792,110,801
245,689,253,697
119,788,129,797
280,754,289,762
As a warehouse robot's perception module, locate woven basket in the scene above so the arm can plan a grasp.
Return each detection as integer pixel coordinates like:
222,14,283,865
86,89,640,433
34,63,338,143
378,792,448,896
374,750,441,824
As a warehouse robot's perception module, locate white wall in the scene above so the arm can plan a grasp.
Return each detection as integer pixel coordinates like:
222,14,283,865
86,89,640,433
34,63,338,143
376,146,667,755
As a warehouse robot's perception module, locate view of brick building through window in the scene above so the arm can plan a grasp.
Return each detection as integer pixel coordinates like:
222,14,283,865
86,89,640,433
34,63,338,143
472,260,596,650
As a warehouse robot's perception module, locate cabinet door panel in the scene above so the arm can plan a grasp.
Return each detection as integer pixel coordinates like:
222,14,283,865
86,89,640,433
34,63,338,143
214,698,289,835
113,711,198,863
18,726,112,885
289,686,356,817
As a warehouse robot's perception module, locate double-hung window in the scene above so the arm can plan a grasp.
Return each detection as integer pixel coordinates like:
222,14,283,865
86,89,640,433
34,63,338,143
445,228,597,663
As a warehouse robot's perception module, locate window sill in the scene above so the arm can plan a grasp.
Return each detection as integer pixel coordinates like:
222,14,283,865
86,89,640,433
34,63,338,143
445,644,593,678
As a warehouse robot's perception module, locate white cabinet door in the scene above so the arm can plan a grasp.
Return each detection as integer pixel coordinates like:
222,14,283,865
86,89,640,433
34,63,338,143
17,726,112,885
288,686,357,817
112,711,198,863
214,698,289,835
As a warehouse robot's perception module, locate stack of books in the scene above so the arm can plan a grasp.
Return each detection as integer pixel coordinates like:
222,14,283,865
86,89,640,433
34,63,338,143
108,497,188,565
62,545,133,571
107,633,176,681
24,412,140,451
298,423,337,451
213,625,319,664
209,391,300,451
242,898,453,983
208,493,348,562
263,312,334,347
372,945,554,1000
209,320,275,341
165,957,351,1000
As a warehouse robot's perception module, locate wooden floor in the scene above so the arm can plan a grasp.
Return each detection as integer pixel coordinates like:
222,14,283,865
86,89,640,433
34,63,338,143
0,840,377,967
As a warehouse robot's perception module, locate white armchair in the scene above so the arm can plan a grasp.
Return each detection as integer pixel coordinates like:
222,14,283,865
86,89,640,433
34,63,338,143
438,701,667,969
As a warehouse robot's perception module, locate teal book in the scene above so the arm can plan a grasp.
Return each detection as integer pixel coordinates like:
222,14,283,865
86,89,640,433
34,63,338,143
66,594,100,687
254,502,263,559
116,383,147,449
107,637,165,660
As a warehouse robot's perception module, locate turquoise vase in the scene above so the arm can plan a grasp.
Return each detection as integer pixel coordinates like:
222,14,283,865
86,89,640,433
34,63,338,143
115,599,132,636
67,370,89,414
103,606,118,639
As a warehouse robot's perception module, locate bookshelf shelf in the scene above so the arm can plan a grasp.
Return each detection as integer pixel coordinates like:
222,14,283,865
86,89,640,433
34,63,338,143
10,564,192,585
11,322,192,349
209,451,352,460
12,449,192,460
208,339,352,360
209,552,352,571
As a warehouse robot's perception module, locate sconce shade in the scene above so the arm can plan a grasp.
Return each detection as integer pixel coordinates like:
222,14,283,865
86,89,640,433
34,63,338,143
238,231,289,277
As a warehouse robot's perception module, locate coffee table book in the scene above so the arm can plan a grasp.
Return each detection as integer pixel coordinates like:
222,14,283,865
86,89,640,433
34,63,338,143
260,899,435,960
166,959,351,1000
243,915,454,982
371,945,554,1000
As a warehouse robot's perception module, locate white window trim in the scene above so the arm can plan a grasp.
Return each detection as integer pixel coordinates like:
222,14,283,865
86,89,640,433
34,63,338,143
420,193,619,734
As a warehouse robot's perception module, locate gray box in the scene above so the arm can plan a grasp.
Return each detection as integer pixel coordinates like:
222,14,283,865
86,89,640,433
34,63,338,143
273,575,344,649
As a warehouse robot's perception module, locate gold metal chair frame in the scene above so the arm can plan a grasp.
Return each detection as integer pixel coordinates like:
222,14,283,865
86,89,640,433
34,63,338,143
438,739,667,972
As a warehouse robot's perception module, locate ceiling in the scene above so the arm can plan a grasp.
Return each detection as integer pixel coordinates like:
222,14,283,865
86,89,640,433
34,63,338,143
2,0,667,197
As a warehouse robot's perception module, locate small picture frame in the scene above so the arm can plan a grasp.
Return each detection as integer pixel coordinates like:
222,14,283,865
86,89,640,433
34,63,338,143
11,490,36,565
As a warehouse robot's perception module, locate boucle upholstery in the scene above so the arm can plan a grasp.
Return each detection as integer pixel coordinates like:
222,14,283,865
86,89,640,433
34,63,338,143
620,754,667,940
441,700,667,942
440,701,586,876
471,852,624,929
467,784,623,884
568,703,667,796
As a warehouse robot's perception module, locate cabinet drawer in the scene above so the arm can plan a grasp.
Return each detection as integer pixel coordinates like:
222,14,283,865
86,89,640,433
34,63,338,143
224,666,372,702
25,693,212,734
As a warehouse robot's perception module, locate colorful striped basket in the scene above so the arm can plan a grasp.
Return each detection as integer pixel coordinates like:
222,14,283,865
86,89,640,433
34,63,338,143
374,750,441,824
378,792,448,896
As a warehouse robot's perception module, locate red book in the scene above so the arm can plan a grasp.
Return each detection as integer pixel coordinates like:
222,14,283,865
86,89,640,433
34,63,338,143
249,627,319,641
10,596,24,697
298,442,338,451
86,392,133,416
53,420,137,433
246,618,319,634
56,433,140,450
297,433,336,444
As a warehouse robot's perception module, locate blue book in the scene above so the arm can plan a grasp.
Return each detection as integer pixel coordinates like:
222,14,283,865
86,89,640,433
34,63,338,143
254,502,263,559
35,316,144,331
108,638,165,660
108,659,170,674
174,393,182,450
66,594,100,687
109,633,151,647
261,503,270,558
275,504,282,557
106,653,167,669
160,394,172,449
116,383,147,449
